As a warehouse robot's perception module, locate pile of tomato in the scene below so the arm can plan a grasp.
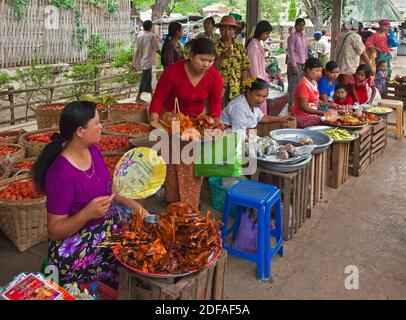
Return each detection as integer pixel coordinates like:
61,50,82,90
0,180,43,201
26,132,55,144
0,145,20,156
0,132,19,141
97,136,129,152
96,104,105,110
106,123,150,136
112,104,146,111
41,104,65,111
13,159,35,171
104,156,121,176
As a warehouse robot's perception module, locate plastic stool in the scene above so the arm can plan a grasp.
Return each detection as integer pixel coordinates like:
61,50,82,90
221,180,283,281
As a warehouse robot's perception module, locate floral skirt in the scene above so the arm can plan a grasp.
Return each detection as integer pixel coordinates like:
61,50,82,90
48,203,133,287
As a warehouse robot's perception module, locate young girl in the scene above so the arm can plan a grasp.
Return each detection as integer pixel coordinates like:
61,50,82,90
334,83,354,107
291,58,325,128
221,77,289,134
375,60,389,95
318,61,340,110
349,64,377,105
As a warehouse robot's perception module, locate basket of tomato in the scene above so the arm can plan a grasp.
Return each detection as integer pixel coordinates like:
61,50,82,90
34,103,65,129
0,163,10,181
0,174,47,252
103,152,122,176
0,129,27,144
10,157,36,176
0,143,25,163
97,135,130,155
102,121,150,139
108,103,148,123
19,129,57,157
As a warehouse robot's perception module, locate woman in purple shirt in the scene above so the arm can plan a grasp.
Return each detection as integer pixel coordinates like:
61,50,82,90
32,101,147,286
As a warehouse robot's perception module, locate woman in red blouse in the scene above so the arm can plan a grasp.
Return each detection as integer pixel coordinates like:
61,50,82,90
149,37,223,122
149,37,223,209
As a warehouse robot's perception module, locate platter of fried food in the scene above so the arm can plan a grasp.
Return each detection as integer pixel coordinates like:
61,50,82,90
321,114,367,129
106,202,223,278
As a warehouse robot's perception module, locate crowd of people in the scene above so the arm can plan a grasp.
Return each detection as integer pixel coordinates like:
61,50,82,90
133,16,396,131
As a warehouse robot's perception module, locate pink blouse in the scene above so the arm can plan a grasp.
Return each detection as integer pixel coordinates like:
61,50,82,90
247,38,269,114
247,38,269,82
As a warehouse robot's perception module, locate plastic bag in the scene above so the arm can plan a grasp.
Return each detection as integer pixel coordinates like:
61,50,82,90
232,209,257,253
388,30,400,48
194,133,242,177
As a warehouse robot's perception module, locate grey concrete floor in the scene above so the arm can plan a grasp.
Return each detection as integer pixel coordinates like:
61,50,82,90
1,58,405,300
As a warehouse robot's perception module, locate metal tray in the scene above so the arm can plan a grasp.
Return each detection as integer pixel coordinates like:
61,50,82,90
320,116,367,130
113,246,221,279
306,126,359,143
257,154,312,173
269,129,333,154
364,108,393,116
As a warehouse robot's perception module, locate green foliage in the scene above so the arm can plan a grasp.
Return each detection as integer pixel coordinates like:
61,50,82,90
261,0,287,24
64,62,98,99
15,59,59,100
8,0,28,19
288,0,297,21
87,34,109,62
110,44,140,86
322,0,347,24
0,72,15,90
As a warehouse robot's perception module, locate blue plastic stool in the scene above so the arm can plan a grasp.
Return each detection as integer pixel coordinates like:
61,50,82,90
221,180,283,281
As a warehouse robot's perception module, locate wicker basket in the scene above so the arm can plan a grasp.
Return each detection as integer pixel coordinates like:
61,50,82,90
0,174,47,252
102,121,150,139
0,143,25,163
19,129,58,157
99,134,131,156
0,129,27,144
108,103,148,123
103,152,124,176
10,157,37,176
97,105,108,120
0,163,10,181
34,103,65,129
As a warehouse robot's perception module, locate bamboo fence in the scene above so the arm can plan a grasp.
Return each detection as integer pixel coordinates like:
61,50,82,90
0,0,132,68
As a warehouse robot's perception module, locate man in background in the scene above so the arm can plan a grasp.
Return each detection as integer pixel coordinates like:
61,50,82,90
132,20,160,103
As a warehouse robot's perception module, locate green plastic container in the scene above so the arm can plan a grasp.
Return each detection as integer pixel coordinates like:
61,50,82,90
208,177,236,217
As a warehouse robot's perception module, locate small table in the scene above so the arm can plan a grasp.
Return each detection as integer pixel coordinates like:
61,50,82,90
266,89,288,116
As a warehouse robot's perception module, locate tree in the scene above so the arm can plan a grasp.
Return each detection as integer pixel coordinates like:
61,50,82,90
288,0,297,21
301,0,324,31
262,0,287,23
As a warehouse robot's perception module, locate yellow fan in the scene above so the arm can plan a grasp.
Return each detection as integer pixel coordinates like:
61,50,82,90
113,147,166,199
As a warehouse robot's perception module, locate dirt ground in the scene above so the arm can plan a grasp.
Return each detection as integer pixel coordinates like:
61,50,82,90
0,57,405,300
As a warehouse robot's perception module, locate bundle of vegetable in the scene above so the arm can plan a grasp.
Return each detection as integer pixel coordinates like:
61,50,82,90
323,128,356,141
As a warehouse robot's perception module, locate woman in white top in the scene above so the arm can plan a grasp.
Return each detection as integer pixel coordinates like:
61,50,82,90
222,78,289,134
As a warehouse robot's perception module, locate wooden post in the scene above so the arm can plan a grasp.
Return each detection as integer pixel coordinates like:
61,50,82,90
330,0,343,60
246,0,260,39
8,86,15,125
